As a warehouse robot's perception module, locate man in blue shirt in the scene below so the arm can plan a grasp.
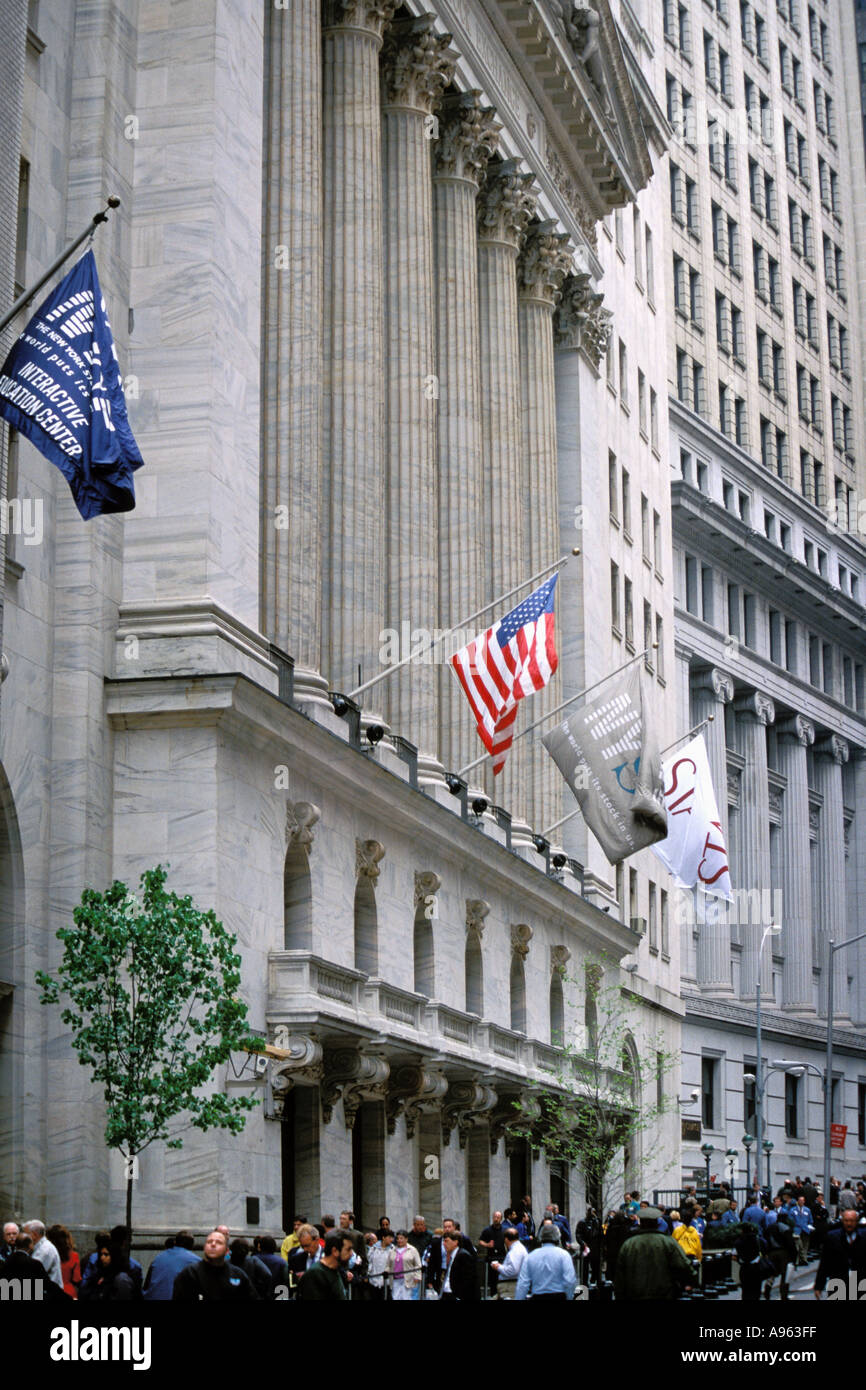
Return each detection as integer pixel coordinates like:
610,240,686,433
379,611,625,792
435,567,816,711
743,1198,767,1230
515,1224,578,1300
721,1201,739,1227
143,1232,200,1300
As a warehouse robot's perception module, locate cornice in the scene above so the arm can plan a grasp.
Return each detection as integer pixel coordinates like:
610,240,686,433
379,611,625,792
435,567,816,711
682,990,866,1054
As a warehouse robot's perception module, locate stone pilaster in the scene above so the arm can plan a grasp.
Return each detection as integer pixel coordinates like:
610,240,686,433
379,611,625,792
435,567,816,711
432,92,500,775
321,0,397,692
691,669,734,993
260,0,329,707
814,734,850,1017
380,17,456,775
776,715,815,1013
476,159,536,819
517,222,572,833
733,691,775,997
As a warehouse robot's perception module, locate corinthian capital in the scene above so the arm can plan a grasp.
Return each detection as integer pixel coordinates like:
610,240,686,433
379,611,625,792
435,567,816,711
432,90,500,185
323,0,397,40
692,667,735,706
477,159,536,250
553,271,611,367
381,16,457,114
734,691,775,726
816,733,849,765
517,220,573,307
776,714,815,747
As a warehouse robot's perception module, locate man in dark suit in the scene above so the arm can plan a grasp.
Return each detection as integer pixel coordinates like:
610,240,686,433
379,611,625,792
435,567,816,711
814,1210,866,1298
439,1231,480,1301
427,1218,476,1293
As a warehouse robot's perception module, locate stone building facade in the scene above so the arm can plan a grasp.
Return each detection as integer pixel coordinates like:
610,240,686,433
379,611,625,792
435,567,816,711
666,0,866,1186
0,0,682,1240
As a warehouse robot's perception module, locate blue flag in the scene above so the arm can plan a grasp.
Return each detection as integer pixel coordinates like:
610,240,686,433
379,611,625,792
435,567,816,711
0,250,143,519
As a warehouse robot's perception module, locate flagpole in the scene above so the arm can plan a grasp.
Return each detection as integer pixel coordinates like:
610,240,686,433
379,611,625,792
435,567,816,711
0,196,120,336
539,715,714,838
457,643,657,779
347,549,578,701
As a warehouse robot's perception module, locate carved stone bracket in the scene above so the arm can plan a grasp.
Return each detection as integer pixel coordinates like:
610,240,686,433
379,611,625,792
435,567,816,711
489,1092,541,1156
477,158,537,250
322,1048,390,1127
466,899,490,940
442,1079,498,1149
551,944,571,978
414,869,442,912
692,667,734,706
553,271,612,368
734,691,775,726
432,89,500,185
286,800,320,851
381,15,457,115
517,220,573,308
386,1064,448,1138
776,714,815,747
270,1034,325,1101
356,838,385,881
816,734,849,765
511,923,533,960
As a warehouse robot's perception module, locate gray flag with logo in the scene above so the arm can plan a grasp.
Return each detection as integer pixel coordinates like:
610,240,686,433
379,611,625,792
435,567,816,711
541,665,667,864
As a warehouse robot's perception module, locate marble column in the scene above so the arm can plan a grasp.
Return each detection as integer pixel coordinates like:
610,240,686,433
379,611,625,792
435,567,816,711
476,160,536,820
322,0,396,693
814,734,850,1017
733,691,775,998
692,669,735,993
432,92,499,776
517,222,572,834
380,16,456,774
776,715,815,1013
261,0,328,707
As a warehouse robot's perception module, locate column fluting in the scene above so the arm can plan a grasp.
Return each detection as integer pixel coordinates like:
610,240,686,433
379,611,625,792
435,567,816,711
776,715,816,1013
733,691,775,998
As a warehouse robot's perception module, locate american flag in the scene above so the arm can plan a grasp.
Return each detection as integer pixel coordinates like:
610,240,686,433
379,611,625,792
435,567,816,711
451,574,559,775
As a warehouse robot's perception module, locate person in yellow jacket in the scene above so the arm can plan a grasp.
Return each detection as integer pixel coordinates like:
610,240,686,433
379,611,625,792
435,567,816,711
281,1217,306,1263
671,1211,703,1262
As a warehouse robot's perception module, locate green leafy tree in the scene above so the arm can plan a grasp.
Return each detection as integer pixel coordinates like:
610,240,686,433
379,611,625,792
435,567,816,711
36,864,264,1235
514,955,678,1228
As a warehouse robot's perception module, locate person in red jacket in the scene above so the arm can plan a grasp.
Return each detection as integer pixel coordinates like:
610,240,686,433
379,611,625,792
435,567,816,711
48,1224,81,1299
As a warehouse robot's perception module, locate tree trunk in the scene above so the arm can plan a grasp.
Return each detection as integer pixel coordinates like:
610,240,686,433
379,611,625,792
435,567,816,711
125,1166,133,1242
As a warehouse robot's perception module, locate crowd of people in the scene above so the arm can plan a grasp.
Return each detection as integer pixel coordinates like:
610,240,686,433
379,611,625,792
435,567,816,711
2,1176,864,1301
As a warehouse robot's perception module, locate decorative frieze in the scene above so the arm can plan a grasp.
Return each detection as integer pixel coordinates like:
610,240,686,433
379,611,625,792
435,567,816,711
544,141,598,247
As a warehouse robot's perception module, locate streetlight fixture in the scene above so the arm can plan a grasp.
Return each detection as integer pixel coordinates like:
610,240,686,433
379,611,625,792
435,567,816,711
762,1139,774,1195
725,1148,738,1186
700,1142,715,1203
824,933,866,1197
742,1133,755,1191
754,923,781,1188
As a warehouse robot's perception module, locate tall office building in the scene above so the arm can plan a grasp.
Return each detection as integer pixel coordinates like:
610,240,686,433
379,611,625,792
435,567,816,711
666,0,866,1185
0,1,682,1240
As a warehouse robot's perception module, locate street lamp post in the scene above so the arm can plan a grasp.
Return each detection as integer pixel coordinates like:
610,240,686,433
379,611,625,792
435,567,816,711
754,923,781,1189
823,933,866,1197
762,1140,774,1195
726,1148,738,1188
701,1142,714,1204
742,1133,754,1192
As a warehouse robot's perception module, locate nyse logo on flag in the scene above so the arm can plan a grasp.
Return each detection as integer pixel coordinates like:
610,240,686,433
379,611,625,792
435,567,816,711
652,735,732,899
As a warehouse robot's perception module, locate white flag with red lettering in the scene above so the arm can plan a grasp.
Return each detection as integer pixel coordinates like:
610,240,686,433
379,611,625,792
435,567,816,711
651,734,732,900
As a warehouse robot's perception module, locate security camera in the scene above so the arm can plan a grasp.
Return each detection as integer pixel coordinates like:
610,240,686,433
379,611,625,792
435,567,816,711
552,852,567,870
446,774,463,795
532,835,549,855
329,692,349,716
471,796,489,816
366,723,385,746
690,1089,699,1102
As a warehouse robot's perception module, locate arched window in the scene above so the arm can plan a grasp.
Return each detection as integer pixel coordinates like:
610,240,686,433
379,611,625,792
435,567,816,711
354,875,378,975
413,901,434,997
283,844,312,951
465,933,483,1016
510,953,526,1033
549,971,564,1045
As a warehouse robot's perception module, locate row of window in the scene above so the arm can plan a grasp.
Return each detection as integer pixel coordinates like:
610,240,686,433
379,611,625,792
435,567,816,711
612,206,656,307
681,448,861,589
702,1062,863,1145
615,862,671,958
611,562,666,678
605,338,660,452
